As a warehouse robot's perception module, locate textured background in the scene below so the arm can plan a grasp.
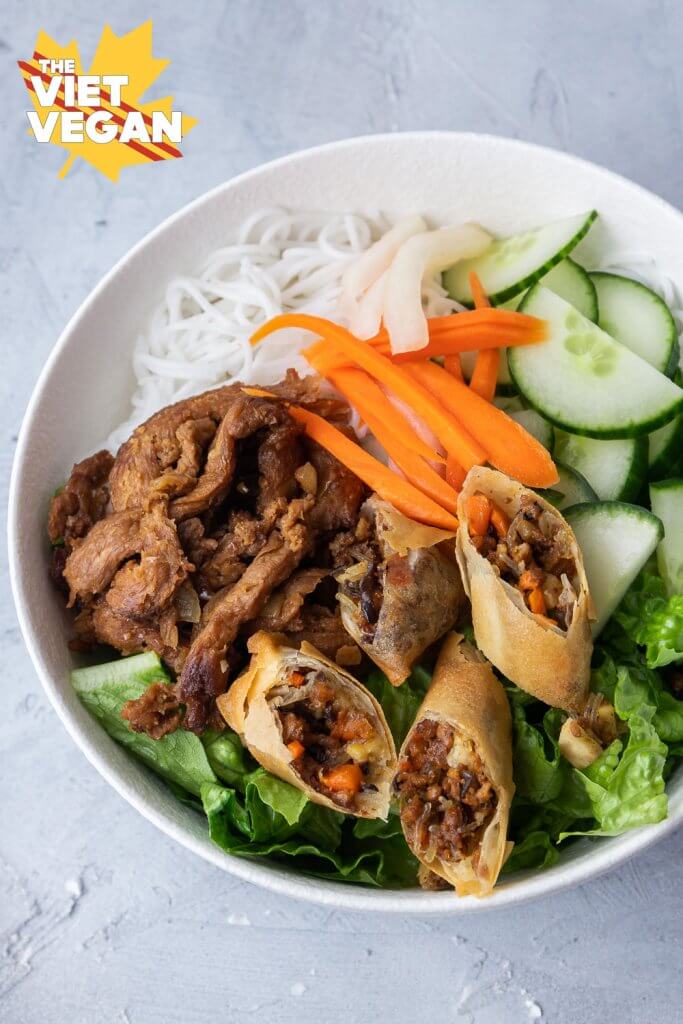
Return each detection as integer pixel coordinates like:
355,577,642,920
3,2,683,1021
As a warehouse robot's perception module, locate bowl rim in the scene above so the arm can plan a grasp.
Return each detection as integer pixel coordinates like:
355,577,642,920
9,130,683,914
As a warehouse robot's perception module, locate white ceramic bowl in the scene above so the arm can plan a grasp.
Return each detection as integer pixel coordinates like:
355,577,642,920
9,132,683,913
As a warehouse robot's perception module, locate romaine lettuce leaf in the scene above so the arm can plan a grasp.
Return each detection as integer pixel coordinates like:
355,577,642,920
615,571,683,669
201,728,252,787
510,702,568,805
559,708,668,837
593,649,683,743
502,829,559,873
364,664,430,747
202,779,417,887
507,658,673,864
72,655,217,797
72,651,419,888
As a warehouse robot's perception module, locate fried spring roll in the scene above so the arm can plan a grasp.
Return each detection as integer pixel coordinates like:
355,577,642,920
456,466,593,713
217,632,396,818
395,633,514,897
335,496,465,686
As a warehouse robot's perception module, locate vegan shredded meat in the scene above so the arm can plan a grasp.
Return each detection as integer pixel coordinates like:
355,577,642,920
48,374,366,736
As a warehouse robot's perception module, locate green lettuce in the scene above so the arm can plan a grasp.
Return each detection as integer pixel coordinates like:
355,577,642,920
364,663,430,747
559,709,668,837
593,649,683,744
72,653,217,797
506,642,676,861
202,779,418,886
72,652,419,888
614,571,683,668
502,829,559,873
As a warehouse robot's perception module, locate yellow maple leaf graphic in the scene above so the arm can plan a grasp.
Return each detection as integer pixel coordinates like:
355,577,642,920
19,21,197,181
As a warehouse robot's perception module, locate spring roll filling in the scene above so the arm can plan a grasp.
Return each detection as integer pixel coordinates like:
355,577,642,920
468,492,579,630
272,670,382,809
332,515,385,641
395,719,497,865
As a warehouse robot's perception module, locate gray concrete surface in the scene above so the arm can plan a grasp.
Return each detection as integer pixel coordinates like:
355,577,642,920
2,1,683,1021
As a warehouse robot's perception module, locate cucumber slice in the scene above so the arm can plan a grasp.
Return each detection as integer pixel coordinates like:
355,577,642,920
509,408,554,450
444,211,597,306
541,258,598,321
539,461,598,510
650,479,683,595
649,412,683,481
460,258,596,394
554,430,647,502
493,394,524,413
510,286,683,438
564,501,664,634
590,272,678,375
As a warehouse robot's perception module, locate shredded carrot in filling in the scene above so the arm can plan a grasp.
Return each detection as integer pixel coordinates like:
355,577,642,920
489,504,510,537
468,492,579,630
465,493,492,536
322,763,363,793
277,673,378,809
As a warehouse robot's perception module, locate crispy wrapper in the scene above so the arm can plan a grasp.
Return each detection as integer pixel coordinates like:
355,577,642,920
217,632,396,818
398,633,514,897
338,497,465,686
456,466,593,713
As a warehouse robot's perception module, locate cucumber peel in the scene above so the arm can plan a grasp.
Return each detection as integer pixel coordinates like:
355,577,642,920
444,211,597,306
510,286,683,439
650,479,683,595
590,271,678,375
565,501,664,634
554,430,647,503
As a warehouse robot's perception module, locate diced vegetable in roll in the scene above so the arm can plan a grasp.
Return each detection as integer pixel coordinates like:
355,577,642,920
456,466,594,712
217,632,397,818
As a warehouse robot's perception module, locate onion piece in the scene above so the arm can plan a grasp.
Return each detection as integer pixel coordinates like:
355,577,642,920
175,582,201,623
383,224,492,354
341,214,427,313
348,271,388,339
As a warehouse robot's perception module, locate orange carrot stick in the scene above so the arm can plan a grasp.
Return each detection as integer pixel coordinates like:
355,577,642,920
250,308,546,347
369,308,546,344
374,331,540,361
446,455,466,490
252,314,487,471
320,370,458,512
309,363,445,465
444,354,463,381
443,355,466,485
383,437,460,513
489,504,511,536
308,320,544,367
469,271,500,402
242,378,456,511
469,271,491,310
287,405,459,530
470,351,500,401
404,360,558,488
